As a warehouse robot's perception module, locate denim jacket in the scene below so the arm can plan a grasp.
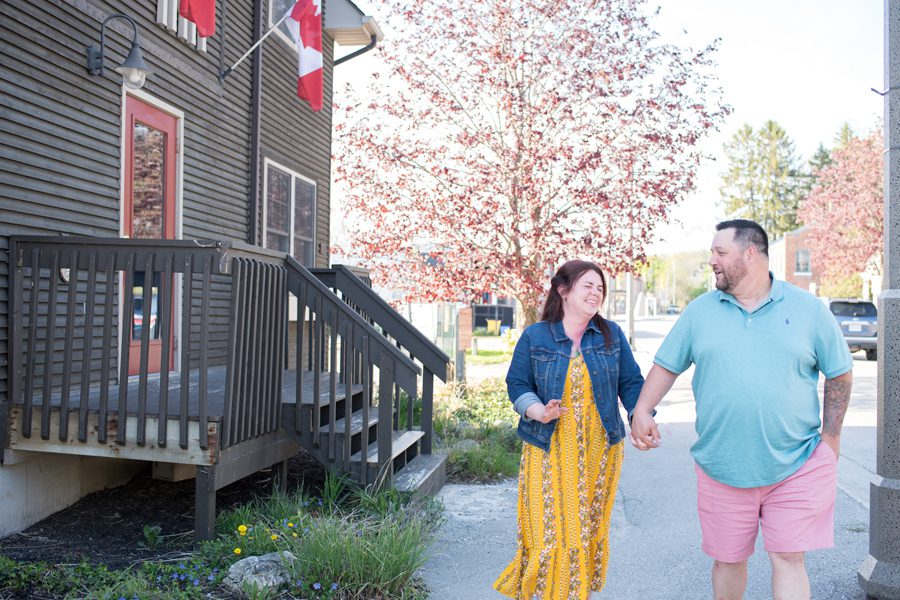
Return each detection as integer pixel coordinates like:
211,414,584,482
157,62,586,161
506,319,644,451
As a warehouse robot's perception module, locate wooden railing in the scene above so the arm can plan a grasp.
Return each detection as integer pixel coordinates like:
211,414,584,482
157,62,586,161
6,237,289,453
285,258,421,486
310,266,450,454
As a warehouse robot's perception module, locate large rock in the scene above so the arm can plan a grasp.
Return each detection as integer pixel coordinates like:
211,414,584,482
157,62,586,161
452,439,481,452
223,551,296,595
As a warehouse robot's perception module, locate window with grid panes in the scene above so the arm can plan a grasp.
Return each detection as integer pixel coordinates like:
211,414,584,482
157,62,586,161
264,160,316,265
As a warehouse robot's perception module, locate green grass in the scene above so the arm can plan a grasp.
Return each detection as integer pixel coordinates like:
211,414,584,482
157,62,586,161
435,378,522,482
465,349,513,365
0,476,443,600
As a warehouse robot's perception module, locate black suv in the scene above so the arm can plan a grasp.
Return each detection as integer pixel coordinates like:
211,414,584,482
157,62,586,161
827,299,878,361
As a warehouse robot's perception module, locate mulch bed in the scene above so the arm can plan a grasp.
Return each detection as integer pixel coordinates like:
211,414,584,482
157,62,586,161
0,450,327,570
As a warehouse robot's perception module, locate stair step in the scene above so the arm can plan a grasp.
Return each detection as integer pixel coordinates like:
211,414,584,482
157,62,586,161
351,429,425,465
394,453,447,497
319,410,379,435
282,371,363,406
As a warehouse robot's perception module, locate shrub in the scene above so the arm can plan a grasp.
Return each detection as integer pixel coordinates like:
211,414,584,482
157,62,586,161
435,379,522,482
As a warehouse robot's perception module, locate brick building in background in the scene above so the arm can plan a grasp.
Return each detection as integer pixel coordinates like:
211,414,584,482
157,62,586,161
769,226,821,294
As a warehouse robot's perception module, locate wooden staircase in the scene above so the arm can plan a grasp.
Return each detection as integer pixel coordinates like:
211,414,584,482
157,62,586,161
285,260,450,495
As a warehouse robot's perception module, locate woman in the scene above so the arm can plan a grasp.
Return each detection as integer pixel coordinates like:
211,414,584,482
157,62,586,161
494,260,644,600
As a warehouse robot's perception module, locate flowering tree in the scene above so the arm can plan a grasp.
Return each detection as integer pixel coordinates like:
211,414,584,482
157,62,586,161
334,0,729,324
798,129,883,288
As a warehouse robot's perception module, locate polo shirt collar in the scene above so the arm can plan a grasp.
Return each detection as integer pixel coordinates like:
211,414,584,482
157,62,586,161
716,272,784,309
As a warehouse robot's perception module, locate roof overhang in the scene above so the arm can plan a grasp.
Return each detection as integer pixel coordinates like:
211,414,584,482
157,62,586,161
325,0,384,46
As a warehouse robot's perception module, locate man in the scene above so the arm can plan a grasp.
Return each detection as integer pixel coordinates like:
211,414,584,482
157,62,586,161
630,219,853,600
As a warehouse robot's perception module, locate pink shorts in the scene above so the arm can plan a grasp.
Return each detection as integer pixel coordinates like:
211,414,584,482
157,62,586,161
695,442,838,562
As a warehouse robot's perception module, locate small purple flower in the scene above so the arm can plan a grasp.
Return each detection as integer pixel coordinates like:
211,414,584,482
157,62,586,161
317,499,324,506
193,578,200,586
207,575,216,582
313,582,322,590
331,582,339,590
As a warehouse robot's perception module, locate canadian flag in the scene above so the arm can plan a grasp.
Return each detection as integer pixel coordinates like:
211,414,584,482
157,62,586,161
179,0,216,38
285,0,323,111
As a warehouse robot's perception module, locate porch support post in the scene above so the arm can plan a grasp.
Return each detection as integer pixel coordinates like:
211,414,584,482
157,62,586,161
195,465,217,542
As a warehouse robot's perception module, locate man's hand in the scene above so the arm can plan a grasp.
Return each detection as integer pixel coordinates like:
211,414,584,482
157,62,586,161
820,433,840,462
524,399,568,423
629,409,661,451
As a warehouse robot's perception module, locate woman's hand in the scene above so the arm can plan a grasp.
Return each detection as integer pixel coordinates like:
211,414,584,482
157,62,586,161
525,399,568,423
629,408,661,451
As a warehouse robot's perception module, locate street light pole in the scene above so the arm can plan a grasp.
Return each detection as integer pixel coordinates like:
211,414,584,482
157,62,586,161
858,1,900,596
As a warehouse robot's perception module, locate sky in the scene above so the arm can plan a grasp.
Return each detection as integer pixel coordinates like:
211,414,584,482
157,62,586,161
332,0,884,256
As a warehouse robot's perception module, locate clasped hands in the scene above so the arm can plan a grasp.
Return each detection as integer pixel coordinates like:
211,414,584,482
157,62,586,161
629,409,662,451
524,402,662,452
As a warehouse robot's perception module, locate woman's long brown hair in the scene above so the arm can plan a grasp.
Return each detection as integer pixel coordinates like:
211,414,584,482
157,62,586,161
540,259,612,347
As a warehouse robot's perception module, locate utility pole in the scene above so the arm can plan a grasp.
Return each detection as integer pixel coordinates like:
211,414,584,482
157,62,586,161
858,1,900,596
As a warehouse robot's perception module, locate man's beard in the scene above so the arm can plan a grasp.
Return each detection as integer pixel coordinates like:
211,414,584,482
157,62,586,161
715,261,747,293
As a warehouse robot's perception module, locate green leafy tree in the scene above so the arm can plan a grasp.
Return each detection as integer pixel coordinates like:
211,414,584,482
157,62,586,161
719,120,804,238
796,142,833,201
834,122,855,149
808,143,833,173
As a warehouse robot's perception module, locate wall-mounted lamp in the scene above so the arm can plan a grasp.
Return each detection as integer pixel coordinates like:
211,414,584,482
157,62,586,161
86,13,151,90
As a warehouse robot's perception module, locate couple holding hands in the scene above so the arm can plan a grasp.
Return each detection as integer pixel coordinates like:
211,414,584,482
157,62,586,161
493,219,853,600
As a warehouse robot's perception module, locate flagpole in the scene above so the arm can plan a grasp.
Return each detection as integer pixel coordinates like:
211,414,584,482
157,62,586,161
219,9,292,81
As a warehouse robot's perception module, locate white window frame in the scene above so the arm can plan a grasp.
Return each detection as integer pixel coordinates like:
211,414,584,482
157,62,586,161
262,157,317,266
268,0,300,50
156,0,208,52
794,249,811,275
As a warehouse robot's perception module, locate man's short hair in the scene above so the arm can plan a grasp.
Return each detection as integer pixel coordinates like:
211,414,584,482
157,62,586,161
715,219,769,257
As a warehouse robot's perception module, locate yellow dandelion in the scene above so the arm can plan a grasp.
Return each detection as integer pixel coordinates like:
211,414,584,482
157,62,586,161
237,525,248,536
270,534,278,541
292,532,298,538
233,548,242,555
287,522,294,528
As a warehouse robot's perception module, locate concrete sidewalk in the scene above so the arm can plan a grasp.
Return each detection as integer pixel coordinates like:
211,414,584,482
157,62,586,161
421,326,877,599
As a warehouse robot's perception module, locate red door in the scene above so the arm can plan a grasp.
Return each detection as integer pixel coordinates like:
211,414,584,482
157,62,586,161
124,95,177,375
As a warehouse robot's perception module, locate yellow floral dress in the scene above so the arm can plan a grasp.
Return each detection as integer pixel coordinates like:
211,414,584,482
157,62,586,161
494,353,624,600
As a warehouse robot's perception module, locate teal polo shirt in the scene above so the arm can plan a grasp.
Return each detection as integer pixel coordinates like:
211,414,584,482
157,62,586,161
655,277,852,488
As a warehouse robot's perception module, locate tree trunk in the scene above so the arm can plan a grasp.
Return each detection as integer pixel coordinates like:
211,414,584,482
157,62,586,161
520,299,540,327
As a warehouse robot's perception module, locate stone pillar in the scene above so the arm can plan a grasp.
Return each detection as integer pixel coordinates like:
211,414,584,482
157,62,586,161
859,1,900,597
